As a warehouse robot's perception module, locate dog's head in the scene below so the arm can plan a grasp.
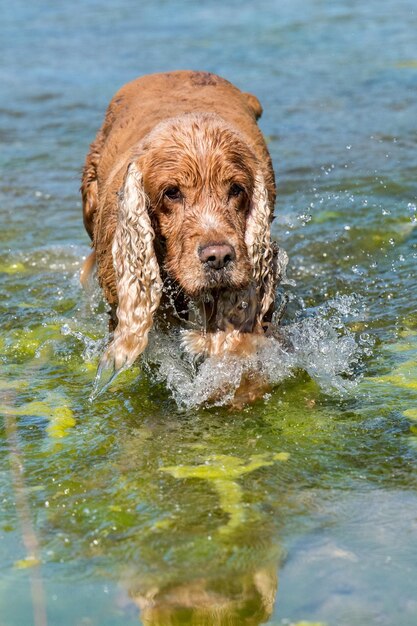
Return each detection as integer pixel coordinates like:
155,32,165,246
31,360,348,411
141,114,257,296
100,114,275,377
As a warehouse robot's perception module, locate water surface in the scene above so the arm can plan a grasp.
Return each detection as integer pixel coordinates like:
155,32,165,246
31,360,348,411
1,1,417,624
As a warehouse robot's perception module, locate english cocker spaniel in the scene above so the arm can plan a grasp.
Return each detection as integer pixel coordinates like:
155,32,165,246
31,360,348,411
81,71,282,389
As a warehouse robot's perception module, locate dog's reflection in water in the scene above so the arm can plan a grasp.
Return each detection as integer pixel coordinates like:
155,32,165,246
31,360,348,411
126,565,277,626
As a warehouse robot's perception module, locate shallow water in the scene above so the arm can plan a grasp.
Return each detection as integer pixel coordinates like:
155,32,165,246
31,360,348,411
1,0,417,624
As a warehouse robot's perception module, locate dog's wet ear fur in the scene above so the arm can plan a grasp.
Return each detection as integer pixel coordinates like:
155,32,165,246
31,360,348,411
245,172,277,324
98,162,162,380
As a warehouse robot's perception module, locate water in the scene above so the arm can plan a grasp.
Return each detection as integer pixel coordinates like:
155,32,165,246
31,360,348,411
141,292,370,409
1,0,417,624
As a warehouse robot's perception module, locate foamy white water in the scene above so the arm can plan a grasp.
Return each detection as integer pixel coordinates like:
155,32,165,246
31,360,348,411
142,294,372,409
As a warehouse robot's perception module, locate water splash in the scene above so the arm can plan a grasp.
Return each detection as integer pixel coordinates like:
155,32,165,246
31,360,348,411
143,294,372,409
60,245,372,408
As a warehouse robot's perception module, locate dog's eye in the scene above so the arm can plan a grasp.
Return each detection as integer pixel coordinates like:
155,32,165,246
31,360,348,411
229,183,245,198
164,186,182,201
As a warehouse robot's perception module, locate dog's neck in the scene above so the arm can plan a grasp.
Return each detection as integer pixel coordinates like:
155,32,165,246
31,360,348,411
156,272,262,335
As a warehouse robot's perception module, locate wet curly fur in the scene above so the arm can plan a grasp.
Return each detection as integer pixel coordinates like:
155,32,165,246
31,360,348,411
81,71,279,380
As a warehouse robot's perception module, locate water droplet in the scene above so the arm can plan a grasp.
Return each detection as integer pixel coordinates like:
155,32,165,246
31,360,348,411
297,213,312,225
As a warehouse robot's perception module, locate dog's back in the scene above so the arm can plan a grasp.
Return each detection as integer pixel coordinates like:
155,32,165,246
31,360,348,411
98,71,266,171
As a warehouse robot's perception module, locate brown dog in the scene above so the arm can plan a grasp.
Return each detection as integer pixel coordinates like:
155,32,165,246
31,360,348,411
81,71,280,386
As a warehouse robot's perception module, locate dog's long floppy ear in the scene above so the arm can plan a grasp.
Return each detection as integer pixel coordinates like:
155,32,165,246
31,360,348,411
95,162,162,393
245,172,276,325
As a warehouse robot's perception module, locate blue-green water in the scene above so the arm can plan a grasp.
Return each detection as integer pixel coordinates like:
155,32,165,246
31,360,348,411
1,1,417,624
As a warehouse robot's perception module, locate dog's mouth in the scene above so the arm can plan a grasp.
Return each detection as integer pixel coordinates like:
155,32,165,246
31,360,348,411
187,273,251,302
201,265,241,290
165,262,250,299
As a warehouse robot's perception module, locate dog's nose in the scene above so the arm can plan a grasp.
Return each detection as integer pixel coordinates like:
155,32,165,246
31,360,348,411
199,243,236,270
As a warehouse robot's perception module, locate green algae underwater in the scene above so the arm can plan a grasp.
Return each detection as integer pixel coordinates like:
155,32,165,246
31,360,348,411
2,0,417,624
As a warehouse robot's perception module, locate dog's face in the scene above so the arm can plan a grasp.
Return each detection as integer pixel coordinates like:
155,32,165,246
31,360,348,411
139,116,257,297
